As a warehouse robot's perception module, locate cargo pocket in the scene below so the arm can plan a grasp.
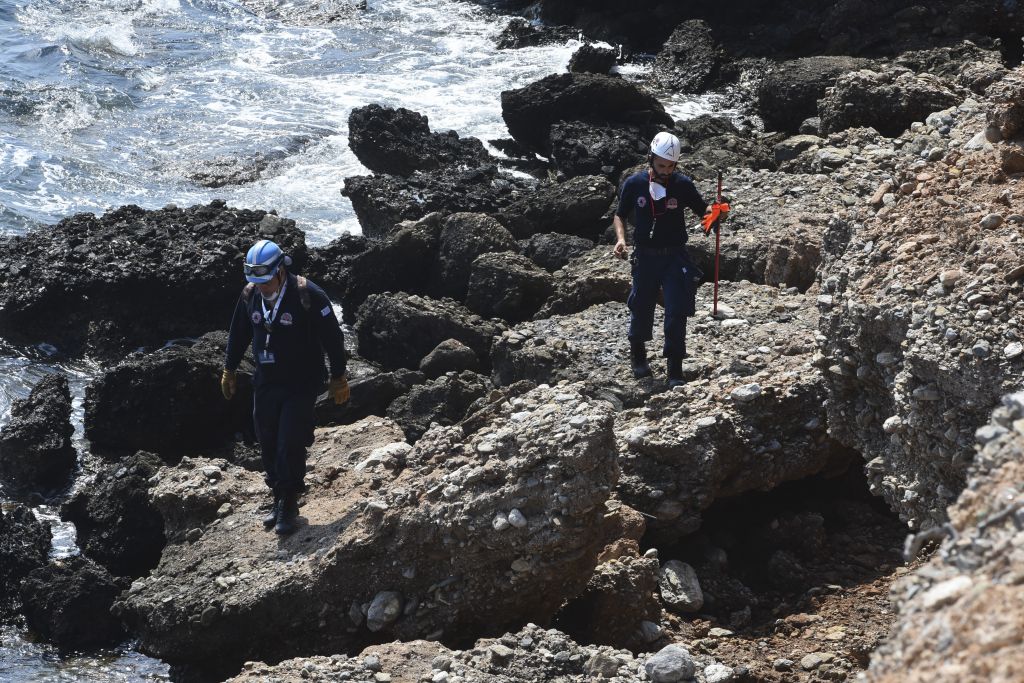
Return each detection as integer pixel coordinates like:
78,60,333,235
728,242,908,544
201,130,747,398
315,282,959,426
681,263,703,316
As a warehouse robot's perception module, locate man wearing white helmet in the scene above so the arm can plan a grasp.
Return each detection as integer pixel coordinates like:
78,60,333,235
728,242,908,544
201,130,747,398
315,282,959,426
221,239,349,535
612,131,713,387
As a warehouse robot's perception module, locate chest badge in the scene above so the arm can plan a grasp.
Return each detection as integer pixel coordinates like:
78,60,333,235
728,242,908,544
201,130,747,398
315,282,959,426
637,196,647,208
280,312,293,326
666,198,679,209
251,311,262,325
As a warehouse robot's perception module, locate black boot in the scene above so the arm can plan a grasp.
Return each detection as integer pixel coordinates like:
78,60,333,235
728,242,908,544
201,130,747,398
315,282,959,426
274,493,299,535
262,495,280,529
667,356,684,388
630,341,653,379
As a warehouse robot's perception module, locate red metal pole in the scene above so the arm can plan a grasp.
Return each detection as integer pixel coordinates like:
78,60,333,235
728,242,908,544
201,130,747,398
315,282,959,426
713,171,722,317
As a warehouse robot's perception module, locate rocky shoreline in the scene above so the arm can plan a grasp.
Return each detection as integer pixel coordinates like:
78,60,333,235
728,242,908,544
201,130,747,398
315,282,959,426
2,1,1024,681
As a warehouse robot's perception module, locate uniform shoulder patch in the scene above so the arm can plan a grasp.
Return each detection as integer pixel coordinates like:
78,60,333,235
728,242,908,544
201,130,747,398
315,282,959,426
321,305,332,317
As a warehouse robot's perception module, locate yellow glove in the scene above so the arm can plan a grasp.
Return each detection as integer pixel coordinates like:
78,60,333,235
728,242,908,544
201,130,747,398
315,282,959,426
220,369,237,400
328,376,350,405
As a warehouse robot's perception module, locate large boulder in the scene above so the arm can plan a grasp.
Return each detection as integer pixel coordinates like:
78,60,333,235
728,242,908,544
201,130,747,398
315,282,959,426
0,506,51,619
652,20,727,94
757,56,873,133
342,167,533,239
116,384,621,679
465,252,555,323
500,72,673,156
496,175,615,240
867,393,1024,682
495,17,576,50
549,120,647,180
519,232,595,273
20,556,126,651
60,452,166,579
0,202,306,360
0,373,75,499
84,332,255,461
315,368,425,426
347,104,489,176
818,68,964,137
385,370,492,442
817,107,1024,529
355,293,504,371
430,213,518,301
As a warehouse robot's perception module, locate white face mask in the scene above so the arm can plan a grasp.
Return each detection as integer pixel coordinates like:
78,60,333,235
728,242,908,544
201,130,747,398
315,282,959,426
262,288,280,302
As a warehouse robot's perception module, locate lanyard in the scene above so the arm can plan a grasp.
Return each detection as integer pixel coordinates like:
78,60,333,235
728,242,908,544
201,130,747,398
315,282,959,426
260,278,288,350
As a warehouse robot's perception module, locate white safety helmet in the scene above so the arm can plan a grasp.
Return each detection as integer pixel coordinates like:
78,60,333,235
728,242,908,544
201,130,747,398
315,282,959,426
650,131,681,163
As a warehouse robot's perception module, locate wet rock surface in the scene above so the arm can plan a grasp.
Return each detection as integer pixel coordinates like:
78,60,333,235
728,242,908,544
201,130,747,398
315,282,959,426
568,43,617,74
117,383,620,678
496,174,615,240
549,120,647,180
466,251,555,323
535,246,631,319
519,232,595,273
0,505,51,620
60,452,166,579
385,370,492,442
0,201,306,360
0,373,75,500
757,56,874,134
651,19,726,94
20,555,127,652
431,213,519,301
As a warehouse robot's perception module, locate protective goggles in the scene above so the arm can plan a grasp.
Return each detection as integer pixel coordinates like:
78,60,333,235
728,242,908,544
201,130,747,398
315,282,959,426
243,260,280,277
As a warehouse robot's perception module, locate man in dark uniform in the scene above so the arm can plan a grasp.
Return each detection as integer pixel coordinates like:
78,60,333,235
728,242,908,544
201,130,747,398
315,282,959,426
613,132,715,388
220,239,349,534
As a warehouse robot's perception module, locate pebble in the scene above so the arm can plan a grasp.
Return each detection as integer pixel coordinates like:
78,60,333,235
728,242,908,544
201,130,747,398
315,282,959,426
972,340,992,358
974,308,993,322
366,591,403,632
921,576,972,609
708,627,734,637
1005,342,1023,359
704,663,734,683
696,416,717,428
644,644,695,683
492,512,510,531
730,383,762,403
939,270,961,287
980,213,1004,229
882,415,903,433
658,560,703,613
975,425,1008,445
800,653,824,670
639,620,663,643
773,658,794,671
507,509,527,528
912,385,941,401
583,652,621,678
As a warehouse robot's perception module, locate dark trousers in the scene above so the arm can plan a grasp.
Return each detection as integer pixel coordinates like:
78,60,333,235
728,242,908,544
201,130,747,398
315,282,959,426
253,382,317,497
627,247,700,358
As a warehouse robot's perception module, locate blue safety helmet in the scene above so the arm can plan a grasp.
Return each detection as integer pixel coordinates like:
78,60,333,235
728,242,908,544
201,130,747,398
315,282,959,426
243,239,286,284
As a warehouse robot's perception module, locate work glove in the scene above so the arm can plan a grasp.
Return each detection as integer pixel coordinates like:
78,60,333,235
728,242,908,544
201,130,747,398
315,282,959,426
702,202,730,236
220,369,237,400
328,376,350,405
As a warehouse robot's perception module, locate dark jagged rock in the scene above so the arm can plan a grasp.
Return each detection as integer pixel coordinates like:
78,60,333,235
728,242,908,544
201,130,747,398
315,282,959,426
314,368,425,426
549,120,646,180
519,232,595,273
893,41,1007,94
495,17,576,50
0,505,51,620
684,133,775,180
0,202,306,360
536,246,631,319
466,252,556,323
342,167,534,239
20,555,126,651
355,293,504,371
419,339,480,379
304,231,369,299
430,213,518,301
757,57,874,133
819,68,964,137
501,72,673,155
568,44,617,74
386,370,492,442
333,214,443,324
496,175,615,240
675,115,741,149
347,104,489,176
652,19,727,94
84,332,255,461
61,452,166,579
0,373,75,499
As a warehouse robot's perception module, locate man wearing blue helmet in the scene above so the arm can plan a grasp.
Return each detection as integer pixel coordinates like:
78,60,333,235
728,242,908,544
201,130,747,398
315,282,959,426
221,238,349,535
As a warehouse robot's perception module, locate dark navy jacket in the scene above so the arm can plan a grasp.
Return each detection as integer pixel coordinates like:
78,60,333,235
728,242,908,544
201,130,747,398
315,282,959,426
616,170,707,248
225,273,346,389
